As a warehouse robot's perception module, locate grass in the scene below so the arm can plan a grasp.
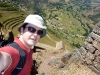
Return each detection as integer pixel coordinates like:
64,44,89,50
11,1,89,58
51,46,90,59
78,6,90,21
0,1,94,51
0,2,67,50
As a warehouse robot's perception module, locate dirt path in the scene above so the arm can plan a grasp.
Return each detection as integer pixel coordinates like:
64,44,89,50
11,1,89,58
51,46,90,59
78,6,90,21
32,43,97,75
35,49,70,74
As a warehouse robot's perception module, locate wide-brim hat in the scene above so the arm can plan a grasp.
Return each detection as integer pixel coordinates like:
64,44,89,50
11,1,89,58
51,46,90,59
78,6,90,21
18,14,47,38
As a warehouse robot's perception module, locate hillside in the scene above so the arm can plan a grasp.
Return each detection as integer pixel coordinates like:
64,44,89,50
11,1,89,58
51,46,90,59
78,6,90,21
1,0,100,50
0,1,100,75
10,0,100,49
32,22,100,75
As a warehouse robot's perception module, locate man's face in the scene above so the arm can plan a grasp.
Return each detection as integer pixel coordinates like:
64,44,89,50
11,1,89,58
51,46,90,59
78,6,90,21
20,24,43,47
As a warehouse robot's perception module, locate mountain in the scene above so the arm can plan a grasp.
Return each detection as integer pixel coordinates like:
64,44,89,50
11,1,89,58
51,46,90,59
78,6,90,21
0,0,100,50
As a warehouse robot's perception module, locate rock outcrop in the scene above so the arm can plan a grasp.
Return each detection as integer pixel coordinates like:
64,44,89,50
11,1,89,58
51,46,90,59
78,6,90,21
47,23,100,75
60,23,100,75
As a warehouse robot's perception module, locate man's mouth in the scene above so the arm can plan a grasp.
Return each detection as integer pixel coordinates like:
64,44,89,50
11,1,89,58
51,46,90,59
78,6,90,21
30,38,36,41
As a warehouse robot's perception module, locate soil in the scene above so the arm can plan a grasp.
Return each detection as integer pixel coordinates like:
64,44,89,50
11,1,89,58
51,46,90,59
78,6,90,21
32,48,97,75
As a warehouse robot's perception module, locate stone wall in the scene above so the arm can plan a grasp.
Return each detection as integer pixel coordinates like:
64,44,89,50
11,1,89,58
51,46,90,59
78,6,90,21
78,23,100,75
56,41,66,50
60,23,100,75
35,23,100,75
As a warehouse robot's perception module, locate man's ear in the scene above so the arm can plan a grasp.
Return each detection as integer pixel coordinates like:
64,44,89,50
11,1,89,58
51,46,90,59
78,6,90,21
20,27,24,34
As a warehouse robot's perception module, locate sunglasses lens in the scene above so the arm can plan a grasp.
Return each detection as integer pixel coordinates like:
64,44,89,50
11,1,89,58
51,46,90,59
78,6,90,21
37,30,43,35
27,26,43,35
28,27,36,33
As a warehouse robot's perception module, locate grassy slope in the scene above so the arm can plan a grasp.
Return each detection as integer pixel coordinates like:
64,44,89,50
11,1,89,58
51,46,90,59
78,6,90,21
43,8,93,50
0,0,96,51
0,1,66,50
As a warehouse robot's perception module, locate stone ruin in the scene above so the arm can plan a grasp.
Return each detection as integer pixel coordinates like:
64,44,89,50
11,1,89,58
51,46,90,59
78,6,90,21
56,41,66,50
32,23,100,75
0,20,100,74
60,22,100,75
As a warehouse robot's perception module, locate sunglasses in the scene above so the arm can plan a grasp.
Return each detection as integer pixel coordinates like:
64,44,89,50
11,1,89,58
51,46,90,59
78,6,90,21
26,26,43,35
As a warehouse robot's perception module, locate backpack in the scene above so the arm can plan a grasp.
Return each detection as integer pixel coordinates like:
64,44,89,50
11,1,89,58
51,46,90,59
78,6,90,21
0,41,26,75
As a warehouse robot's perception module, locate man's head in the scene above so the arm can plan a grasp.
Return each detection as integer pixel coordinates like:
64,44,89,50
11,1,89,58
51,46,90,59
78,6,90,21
18,14,47,48
18,14,46,38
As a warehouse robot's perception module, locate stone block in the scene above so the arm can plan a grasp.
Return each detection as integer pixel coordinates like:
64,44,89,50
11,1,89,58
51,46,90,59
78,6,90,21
56,41,66,50
93,40,100,51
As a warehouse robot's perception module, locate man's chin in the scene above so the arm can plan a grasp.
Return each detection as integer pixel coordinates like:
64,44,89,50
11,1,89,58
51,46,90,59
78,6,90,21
29,43,35,46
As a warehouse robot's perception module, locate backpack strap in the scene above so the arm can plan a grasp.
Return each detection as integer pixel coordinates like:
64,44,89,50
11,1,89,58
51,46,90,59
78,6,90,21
7,42,26,75
0,40,8,47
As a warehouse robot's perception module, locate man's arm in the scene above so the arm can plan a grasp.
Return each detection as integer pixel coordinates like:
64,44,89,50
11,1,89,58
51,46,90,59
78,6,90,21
0,52,11,72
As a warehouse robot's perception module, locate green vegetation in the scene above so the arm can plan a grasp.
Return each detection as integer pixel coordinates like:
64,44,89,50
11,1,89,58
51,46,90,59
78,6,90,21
0,0,99,50
0,1,61,49
0,1,27,35
37,0,94,49
88,13,100,24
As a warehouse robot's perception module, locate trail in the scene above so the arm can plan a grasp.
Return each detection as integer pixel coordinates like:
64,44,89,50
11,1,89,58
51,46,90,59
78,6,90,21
46,34,58,43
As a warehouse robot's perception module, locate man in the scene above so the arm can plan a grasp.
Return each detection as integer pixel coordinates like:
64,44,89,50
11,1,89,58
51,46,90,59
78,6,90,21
0,14,47,75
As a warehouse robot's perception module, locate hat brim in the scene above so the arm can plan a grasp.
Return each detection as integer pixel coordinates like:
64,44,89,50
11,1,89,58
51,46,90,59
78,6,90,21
41,29,46,38
18,23,46,38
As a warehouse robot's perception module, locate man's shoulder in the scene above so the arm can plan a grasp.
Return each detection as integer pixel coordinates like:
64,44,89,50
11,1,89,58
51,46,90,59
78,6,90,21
0,45,19,56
